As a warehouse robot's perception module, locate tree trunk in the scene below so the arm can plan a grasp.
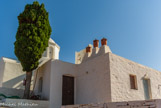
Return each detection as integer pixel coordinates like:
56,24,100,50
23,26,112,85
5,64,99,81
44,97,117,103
23,71,32,99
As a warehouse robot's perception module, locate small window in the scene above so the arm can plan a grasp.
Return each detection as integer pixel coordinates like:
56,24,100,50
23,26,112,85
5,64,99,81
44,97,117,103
130,74,138,90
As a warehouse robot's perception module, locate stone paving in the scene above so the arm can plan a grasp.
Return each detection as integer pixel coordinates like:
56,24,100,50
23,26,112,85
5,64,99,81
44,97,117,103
62,99,161,108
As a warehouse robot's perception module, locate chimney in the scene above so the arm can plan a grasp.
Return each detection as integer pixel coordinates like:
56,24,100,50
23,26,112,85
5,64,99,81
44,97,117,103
93,39,99,48
101,38,107,46
86,45,92,53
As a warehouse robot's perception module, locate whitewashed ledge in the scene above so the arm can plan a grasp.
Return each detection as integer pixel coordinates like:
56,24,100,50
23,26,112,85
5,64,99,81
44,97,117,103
1,99,49,108
0,87,24,98
62,99,161,108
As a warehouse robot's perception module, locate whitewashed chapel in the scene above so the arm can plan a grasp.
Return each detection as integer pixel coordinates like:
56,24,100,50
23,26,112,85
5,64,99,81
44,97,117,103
1,38,161,108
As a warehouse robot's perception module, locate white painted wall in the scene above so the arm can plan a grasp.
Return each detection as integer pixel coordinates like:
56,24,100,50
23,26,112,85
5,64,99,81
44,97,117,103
109,53,161,102
34,45,161,108
54,45,60,59
76,53,111,104
42,61,51,100
33,66,44,96
49,60,77,108
0,58,5,87
1,58,26,89
75,44,92,64
42,38,60,60
48,53,112,108
75,49,86,64
0,57,35,90
33,60,51,100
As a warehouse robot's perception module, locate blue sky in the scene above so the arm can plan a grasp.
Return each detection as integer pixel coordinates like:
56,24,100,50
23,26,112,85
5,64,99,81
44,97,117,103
1,0,161,71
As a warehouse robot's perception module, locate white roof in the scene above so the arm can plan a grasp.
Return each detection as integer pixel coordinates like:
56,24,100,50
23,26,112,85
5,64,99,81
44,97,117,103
38,57,51,68
49,38,55,44
1,57,19,63
49,38,60,50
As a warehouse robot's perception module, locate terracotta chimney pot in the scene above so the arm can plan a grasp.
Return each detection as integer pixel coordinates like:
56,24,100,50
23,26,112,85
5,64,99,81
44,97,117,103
101,38,107,46
93,39,99,48
86,45,92,53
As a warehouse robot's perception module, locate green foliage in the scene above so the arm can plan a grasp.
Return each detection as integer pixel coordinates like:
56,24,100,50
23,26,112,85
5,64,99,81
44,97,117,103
14,1,52,72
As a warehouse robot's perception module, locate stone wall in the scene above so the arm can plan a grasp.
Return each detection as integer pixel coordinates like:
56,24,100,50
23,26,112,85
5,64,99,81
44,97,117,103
61,99,161,108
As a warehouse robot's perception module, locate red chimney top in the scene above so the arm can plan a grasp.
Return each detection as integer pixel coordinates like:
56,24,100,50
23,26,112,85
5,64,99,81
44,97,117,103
93,39,99,48
86,45,92,53
101,38,107,46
